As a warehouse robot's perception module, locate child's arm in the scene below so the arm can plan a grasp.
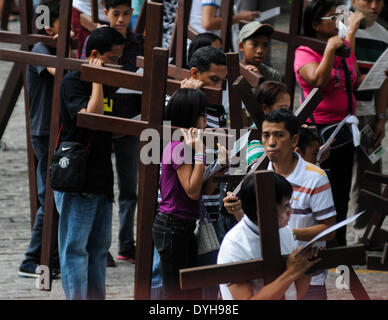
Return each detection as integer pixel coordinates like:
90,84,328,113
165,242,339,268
80,13,104,32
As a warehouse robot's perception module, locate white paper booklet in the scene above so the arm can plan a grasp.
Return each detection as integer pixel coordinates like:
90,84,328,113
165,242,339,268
357,47,388,91
296,211,366,255
255,7,281,23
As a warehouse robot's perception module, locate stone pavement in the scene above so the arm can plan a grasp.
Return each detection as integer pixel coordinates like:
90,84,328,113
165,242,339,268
1,5,388,300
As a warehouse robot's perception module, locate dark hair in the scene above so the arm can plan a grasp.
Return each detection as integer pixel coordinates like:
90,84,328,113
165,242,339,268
303,0,339,37
37,0,60,34
85,27,125,58
105,0,132,10
189,46,226,72
240,173,293,223
263,108,299,137
164,89,208,128
297,127,319,153
255,81,290,112
188,33,223,65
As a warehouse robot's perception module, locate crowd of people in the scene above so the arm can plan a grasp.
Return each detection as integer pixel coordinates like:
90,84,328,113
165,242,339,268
17,0,388,300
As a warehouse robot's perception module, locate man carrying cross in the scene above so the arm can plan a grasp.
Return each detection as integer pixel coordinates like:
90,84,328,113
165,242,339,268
224,109,337,300
218,172,321,300
53,26,124,300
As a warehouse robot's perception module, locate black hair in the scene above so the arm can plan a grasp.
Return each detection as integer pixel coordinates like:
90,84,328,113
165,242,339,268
164,88,208,128
297,127,319,153
255,81,290,112
188,33,223,65
263,108,299,137
85,26,125,58
105,0,132,10
37,0,60,34
240,173,293,223
189,46,226,72
303,0,339,37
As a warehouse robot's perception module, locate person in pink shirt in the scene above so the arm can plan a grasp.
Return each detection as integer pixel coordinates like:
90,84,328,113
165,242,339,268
294,0,364,249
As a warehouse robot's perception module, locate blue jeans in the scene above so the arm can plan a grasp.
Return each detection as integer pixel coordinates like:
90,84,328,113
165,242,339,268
54,191,113,300
22,135,50,265
152,212,201,300
113,135,139,253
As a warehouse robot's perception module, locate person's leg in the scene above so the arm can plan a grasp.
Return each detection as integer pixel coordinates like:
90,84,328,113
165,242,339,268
55,191,98,300
302,284,328,300
86,194,113,300
113,135,139,261
19,136,49,274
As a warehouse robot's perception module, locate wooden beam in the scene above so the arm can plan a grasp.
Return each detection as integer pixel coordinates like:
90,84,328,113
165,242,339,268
180,244,366,290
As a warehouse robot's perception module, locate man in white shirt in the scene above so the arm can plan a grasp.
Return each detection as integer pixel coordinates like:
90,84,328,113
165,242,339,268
223,109,337,300
218,172,321,300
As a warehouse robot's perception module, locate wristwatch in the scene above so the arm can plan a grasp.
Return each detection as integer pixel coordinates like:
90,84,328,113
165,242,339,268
376,113,387,120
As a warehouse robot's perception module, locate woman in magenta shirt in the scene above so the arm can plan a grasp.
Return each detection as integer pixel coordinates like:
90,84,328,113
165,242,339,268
294,0,363,263
152,88,213,300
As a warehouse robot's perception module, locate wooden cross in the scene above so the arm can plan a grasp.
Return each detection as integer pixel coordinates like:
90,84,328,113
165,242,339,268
0,0,65,228
0,0,86,289
358,171,388,271
180,170,371,300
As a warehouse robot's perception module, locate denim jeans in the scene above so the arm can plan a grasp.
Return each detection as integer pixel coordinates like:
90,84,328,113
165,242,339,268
22,135,49,265
152,212,201,300
113,135,139,253
54,191,113,300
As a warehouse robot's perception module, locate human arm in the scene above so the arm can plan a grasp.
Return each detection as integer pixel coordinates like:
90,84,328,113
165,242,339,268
345,11,365,53
82,58,104,114
80,13,104,32
292,216,336,242
177,128,205,200
201,5,259,31
298,36,345,88
222,191,244,221
228,246,321,300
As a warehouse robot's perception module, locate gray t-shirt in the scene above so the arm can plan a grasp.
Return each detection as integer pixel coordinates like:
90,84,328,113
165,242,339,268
27,42,56,136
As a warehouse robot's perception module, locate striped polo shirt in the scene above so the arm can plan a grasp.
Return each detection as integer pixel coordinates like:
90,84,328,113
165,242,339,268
268,152,336,286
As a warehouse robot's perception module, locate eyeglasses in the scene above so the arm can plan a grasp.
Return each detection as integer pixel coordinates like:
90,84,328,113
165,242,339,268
320,14,340,21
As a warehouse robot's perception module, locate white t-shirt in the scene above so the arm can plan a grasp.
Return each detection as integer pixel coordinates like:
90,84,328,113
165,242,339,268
268,152,336,285
73,0,109,22
217,215,298,300
190,0,222,35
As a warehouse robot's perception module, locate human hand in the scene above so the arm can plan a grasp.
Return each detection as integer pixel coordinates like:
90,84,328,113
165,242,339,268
318,144,331,164
327,36,345,52
286,246,323,280
217,143,230,167
235,10,261,23
374,119,386,147
181,127,204,153
223,191,243,220
244,64,259,73
348,11,365,34
89,58,103,67
181,78,204,89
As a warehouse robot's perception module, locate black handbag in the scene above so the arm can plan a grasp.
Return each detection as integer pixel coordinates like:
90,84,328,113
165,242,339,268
50,125,92,192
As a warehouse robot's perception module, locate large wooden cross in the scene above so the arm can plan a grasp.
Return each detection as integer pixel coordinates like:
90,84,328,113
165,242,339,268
358,171,388,271
0,1,72,228
180,169,371,300
0,0,87,288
